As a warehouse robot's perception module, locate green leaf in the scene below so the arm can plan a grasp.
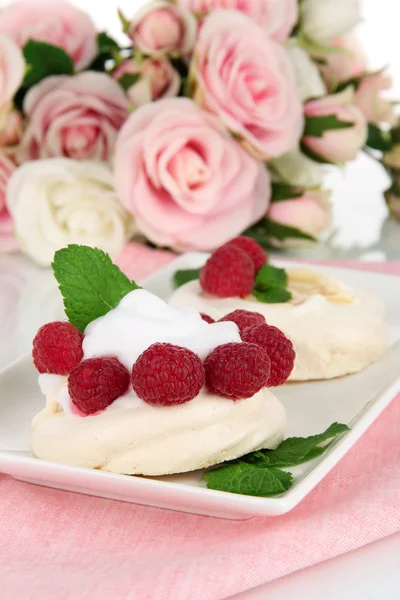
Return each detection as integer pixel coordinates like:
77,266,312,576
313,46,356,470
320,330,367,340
118,73,140,91
118,8,131,33
22,40,74,87
271,182,304,202
203,422,350,497
255,264,288,290
300,141,332,164
204,463,293,497
365,124,392,152
97,32,119,53
265,219,317,242
52,245,139,332
304,115,354,138
253,287,292,304
264,423,350,468
173,268,201,288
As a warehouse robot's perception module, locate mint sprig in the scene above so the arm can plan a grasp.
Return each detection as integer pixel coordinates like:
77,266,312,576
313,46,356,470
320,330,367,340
204,422,350,497
52,245,139,332
252,264,292,304
174,268,201,289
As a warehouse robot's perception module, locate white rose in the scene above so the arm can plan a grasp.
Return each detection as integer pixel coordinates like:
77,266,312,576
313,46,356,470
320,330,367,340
287,43,326,101
270,147,325,188
300,0,362,43
6,159,135,266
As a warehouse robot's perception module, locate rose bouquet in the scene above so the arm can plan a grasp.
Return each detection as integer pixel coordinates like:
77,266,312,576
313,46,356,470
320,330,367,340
0,0,396,265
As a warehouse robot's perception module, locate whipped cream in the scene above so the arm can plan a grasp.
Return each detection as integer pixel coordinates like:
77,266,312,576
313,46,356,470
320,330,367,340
32,288,287,474
169,270,389,381
40,289,241,414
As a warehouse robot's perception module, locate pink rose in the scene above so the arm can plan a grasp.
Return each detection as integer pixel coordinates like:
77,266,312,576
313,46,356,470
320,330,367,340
319,35,368,91
267,190,332,246
114,97,270,251
128,1,197,56
179,0,298,42
116,242,175,281
355,71,396,125
20,72,129,162
0,154,17,252
114,58,180,107
303,87,367,163
0,33,25,115
192,11,303,159
0,110,24,148
0,0,97,71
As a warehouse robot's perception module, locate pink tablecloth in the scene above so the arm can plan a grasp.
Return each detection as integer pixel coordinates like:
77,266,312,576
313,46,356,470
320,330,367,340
0,247,399,600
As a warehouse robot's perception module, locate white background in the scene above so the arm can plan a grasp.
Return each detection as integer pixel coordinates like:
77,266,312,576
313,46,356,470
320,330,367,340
0,1,399,598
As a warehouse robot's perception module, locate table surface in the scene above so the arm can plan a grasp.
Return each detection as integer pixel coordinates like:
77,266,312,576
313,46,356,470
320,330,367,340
1,153,400,599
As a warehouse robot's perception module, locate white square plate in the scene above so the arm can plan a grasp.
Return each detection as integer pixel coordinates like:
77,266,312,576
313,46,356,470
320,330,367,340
0,254,399,520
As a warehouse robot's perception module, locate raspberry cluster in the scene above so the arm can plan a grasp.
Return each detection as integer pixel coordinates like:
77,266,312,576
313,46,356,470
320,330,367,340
200,236,267,298
32,314,294,415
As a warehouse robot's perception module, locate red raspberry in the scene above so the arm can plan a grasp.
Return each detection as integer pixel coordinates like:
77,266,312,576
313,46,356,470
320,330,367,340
200,245,255,298
68,357,130,415
242,324,295,386
219,309,266,333
225,236,267,272
131,343,205,406
204,342,270,400
200,313,215,324
32,321,84,375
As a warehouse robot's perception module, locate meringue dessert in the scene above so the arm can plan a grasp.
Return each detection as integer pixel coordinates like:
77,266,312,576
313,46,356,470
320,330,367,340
30,245,288,476
170,237,389,381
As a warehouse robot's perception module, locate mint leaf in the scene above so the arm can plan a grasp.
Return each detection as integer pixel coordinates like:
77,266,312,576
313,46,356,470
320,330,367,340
203,422,349,497
366,123,392,152
23,40,74,87
262,422,350,468
255,264,288,290
119,73,140,91
204,462,293,497
52,245,139,332
253,287,292,304
265,219,317,242
173,268,201,288
304,115,354,138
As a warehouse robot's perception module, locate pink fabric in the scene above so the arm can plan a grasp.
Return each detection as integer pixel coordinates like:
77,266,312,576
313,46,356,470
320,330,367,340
0,256,399,600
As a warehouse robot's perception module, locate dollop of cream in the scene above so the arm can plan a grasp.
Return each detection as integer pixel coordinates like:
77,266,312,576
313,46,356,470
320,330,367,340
169,269,389,381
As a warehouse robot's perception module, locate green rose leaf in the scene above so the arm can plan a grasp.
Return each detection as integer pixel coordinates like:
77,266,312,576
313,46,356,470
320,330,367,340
22,40,74,88
271,182,304,203
118,73,140,91
365,124,392,152
265,219,317,242
303,115,354,138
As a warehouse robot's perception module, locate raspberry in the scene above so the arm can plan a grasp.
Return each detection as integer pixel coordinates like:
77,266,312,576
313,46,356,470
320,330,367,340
200,245,255,298
68,357,130,415
219,309,266,333
225,236,267,272
200,313,215,324
131,343,205,406
204,342,270,400
32,321,84,375
242,324,295,386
